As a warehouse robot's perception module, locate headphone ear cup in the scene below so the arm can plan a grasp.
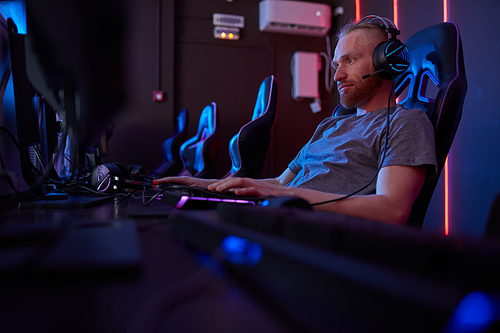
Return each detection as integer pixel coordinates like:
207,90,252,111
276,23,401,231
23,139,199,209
91,164,115,192
372,40,410,80
91,163,131,192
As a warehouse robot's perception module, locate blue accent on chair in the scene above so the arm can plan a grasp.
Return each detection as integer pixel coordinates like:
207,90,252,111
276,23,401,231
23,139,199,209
225,75,279,179
179,102,220,179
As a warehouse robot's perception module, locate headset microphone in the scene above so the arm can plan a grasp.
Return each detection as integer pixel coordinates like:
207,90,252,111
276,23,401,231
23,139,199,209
362,68,387,80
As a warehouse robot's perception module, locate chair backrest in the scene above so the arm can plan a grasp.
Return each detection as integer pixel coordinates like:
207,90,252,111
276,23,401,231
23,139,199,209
179,102,220,179
152,108,189,178
225,75,279,178
334,22,467,229
399,22,467,228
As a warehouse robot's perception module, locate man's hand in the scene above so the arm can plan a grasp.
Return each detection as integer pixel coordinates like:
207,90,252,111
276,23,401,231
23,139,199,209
153,176,217,188
207,177,292,197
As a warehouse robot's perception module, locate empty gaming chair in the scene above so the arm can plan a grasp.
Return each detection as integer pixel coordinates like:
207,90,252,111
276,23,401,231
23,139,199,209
225,75,279,179
179,102,220,179
152,108,189,178
334,22,467,229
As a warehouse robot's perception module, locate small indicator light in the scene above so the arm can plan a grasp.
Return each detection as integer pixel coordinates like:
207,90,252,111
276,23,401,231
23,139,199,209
153,90,165,102
214,26,240,40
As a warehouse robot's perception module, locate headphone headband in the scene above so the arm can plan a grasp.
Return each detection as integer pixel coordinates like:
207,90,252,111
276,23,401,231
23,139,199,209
358,15,400,41
355,15,410,80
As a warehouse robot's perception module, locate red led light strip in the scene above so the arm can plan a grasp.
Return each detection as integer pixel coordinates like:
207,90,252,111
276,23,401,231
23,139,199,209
393,0,399,28
355,0,361,22
444,157,450,235
443,0,450,236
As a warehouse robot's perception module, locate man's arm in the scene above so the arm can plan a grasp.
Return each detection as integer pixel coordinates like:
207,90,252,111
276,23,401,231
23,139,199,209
207,165,426,225
310,165,426,224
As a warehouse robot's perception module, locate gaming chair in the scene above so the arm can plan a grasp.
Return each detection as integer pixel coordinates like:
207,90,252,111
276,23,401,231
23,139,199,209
225,75,279,179
179,102,220,179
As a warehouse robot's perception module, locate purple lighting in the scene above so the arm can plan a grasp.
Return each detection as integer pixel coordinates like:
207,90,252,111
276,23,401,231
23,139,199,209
174,195,256,209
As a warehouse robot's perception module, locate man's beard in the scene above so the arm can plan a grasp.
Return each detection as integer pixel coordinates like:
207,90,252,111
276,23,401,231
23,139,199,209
339,74,384,109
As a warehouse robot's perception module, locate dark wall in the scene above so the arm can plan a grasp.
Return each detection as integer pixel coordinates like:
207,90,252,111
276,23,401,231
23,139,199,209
107,0,175,172
109,0,340,179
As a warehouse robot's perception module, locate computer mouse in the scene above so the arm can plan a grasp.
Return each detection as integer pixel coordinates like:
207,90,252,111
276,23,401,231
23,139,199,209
261,196,313,210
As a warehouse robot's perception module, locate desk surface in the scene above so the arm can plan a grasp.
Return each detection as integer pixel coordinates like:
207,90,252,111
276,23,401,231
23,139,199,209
3,197,500,333
0,198,291,333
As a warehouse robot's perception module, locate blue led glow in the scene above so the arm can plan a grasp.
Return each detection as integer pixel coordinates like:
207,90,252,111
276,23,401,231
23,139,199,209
386,43,404,58
220,235,263,266
261,200,270,207
445,291,499,333
0,1,26,34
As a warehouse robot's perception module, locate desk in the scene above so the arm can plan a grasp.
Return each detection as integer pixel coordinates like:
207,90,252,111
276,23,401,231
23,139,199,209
0,198,291,333
3,197,500,332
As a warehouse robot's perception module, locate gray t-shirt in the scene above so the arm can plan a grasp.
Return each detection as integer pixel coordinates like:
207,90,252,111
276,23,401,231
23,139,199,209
287,105,437,195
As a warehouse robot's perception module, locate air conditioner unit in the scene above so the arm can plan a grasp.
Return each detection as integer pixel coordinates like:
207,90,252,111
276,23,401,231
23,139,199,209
259,0,331,37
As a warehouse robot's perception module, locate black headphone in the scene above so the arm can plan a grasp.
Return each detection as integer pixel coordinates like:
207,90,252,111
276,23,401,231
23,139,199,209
358,15,410,80
91,163,154,193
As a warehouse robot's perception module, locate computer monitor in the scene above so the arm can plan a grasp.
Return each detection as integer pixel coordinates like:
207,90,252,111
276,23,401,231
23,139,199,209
0,14,17,199
7,17,47,195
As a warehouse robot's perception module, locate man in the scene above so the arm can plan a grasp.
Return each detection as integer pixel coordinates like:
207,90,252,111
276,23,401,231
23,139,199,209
155,17,437,226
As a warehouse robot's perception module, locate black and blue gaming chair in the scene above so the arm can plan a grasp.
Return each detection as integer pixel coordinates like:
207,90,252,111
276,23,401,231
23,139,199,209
225,75,279,179
152,108,188,178
334,22,467,228
179,102,220,179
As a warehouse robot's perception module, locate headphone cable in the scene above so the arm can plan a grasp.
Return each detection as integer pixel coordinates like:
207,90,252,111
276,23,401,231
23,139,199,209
310,78,395,206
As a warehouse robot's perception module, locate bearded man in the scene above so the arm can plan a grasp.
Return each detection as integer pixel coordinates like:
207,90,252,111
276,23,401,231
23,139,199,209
155,16,437,226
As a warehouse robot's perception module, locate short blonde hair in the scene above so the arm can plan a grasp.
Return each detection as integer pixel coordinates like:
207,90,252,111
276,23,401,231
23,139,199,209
336,20,388,42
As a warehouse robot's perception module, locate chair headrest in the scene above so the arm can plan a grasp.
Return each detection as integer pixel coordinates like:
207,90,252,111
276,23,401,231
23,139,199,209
175,108,187,133
252,75,275,120
396,21,466,118
197,102,217,135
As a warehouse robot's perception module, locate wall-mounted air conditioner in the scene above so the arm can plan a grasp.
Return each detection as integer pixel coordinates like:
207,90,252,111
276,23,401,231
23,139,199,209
259,0,331,37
